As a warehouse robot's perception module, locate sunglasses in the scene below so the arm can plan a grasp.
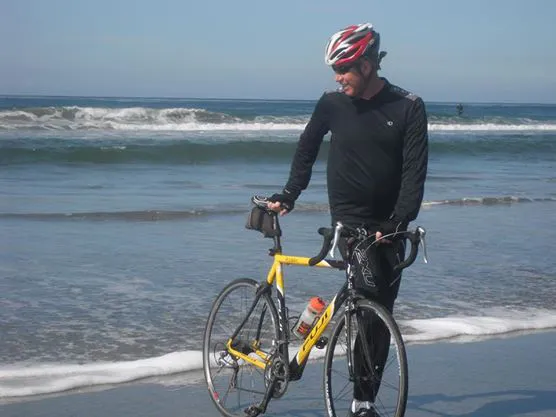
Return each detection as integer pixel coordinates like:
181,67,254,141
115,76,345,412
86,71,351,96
332,64,354,75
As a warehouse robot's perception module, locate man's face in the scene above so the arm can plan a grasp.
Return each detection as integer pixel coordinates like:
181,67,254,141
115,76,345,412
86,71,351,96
332,59,372,97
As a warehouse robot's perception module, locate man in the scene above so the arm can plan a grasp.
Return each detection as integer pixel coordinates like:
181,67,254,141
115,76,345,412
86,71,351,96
268,23,428,417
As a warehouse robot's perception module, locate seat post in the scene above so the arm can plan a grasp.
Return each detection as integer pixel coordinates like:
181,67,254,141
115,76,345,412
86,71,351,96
270,213,282,255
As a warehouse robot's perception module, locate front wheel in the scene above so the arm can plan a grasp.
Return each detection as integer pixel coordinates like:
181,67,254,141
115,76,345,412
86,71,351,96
203,278,280,417
323,299,408,417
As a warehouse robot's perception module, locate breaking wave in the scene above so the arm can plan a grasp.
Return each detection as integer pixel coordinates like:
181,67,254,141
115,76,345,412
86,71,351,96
2,106,556,132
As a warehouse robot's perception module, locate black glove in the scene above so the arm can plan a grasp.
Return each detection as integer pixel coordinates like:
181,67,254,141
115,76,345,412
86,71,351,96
269,189,298,213
378,218,407,239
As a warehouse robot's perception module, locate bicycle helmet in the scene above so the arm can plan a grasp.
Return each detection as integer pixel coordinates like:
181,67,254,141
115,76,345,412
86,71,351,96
324,23,381,67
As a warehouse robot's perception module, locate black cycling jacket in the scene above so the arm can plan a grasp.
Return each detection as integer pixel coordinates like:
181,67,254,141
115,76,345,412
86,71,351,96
284,79,428,226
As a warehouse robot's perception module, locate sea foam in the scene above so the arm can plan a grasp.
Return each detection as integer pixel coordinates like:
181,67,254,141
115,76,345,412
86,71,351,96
1,308,555,400
2,106,556,132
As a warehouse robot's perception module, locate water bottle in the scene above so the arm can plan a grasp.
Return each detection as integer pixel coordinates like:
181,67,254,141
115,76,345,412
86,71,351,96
292,296,326,339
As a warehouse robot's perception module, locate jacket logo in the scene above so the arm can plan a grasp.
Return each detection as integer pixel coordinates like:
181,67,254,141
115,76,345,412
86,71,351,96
387,121,394,126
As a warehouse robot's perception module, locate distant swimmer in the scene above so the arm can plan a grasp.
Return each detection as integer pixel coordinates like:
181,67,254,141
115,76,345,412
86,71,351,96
456,103,464,116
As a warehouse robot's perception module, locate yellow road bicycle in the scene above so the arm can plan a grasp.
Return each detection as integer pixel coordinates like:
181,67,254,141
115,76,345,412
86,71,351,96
203,196,427,417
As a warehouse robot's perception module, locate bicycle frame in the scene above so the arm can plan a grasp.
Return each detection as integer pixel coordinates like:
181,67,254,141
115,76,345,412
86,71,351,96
225,251,350,381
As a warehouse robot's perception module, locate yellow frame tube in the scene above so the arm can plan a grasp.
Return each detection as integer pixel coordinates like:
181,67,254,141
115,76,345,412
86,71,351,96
225,340,268,370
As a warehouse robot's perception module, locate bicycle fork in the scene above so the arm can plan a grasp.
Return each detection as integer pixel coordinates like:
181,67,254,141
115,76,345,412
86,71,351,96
343,261,378,392
345,302,382,403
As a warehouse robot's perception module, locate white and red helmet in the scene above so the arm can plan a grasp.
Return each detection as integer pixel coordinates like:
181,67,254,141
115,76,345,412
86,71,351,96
324,23,380,67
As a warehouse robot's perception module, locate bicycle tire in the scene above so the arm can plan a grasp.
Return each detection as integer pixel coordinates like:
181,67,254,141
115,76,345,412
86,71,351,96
203,278,280,417
323,299,408,417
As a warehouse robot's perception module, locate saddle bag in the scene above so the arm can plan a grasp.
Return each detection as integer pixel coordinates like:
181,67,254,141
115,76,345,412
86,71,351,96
245,206,281,238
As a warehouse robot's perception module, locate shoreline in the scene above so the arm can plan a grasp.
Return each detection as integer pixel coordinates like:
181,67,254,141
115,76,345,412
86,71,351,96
1,330,555,416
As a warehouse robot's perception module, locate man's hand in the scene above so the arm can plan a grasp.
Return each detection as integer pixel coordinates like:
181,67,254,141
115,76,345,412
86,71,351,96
268,190,297,216
374,230,388,243
375,218,406,244
267,201,289,216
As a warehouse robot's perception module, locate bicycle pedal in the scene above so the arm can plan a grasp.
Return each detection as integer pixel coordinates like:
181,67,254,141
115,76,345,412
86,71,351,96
315,336,328,349
244,405,262,417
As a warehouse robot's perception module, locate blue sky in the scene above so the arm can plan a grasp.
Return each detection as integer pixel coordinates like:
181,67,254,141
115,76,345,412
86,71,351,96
2,0,556,102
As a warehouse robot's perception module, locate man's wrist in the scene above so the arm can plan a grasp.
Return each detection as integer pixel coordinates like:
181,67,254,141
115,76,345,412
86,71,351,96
282,187,300,200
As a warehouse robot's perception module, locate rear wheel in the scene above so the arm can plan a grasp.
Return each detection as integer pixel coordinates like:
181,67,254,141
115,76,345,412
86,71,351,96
323,299,408,417
203,278,280,417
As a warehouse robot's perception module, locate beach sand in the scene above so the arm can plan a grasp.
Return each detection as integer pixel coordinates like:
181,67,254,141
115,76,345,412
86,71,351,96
1,331,555,417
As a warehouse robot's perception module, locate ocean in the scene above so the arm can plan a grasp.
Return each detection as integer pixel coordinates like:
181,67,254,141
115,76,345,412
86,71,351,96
1,95,555,401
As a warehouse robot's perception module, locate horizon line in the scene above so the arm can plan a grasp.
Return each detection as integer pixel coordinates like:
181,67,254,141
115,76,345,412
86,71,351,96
1,93,555,106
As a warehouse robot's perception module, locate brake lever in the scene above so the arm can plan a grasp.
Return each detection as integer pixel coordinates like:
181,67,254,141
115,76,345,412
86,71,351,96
329,222,343,258
416,226,428,264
